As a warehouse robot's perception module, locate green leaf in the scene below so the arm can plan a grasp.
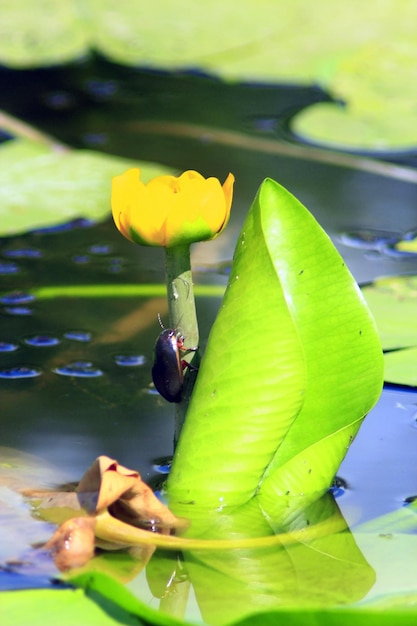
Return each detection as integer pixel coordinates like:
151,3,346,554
168,495,375,625
0,139,174,236
1,1,417,148
362,276,417,351
1,571,184,626
0,0,87,67
383,347,417,386
361,276,417,386
168,179,383,511
234,606,417,626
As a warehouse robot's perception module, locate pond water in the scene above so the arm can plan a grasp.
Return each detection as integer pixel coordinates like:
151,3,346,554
2,57,417,622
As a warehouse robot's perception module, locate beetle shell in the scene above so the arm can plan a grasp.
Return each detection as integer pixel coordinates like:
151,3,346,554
152,329,184,403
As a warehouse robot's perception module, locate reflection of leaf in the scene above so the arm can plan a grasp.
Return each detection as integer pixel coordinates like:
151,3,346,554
3,503,417,626
349,503,417,607
165,495,374,626
0,138,174,236
168,179,383,511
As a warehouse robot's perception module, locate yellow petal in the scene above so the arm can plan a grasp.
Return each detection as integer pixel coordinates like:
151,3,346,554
111,168,144,242
111,168,235,247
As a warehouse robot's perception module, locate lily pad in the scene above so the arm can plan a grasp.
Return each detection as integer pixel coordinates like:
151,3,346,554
1,0,417,149
361,276,417,386
361,277,417,351
0,138,174,236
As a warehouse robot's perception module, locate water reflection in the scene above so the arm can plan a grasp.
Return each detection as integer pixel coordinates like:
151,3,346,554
63,330,92,342
139,494,375,625
53,361,104,378
0,292,35,305
3,306,33,316
0,366,42,379
3,248,42,258
24,335,60,347
0,342,19,352
114,354,146,367
0,262,19,274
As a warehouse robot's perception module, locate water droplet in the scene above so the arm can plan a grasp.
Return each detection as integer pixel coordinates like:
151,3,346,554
63,330,92,343
251,117,278,133
337,230,400,251
0,261,19,274
147,387,161,397
215,260,231,276
382,246,417,259
53,361,104,378
24,335,60,347
83,133,108,146
329,475,348,498
0,342,19,352
84,79,118,100
152,457,172,474
114,355,146,367
0,291,35,305
43,90,76,110
3,248,42,258
88,244,112,255
32,218,94,235
0,366,42,379
107,258,125,274
4,306,33,316
72,254,90,264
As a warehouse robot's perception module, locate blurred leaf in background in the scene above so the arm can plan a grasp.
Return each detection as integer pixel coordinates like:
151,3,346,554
0,138,174,236
362,276,417,386
1,0,417,149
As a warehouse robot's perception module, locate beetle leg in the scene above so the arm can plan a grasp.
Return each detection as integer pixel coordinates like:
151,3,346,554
181,359,199,372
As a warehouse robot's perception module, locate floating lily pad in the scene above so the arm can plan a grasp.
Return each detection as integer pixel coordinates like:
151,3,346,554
362,276,417,386
1,0,417,149
383,347,417,387
362,277,417,351
0,139,174,236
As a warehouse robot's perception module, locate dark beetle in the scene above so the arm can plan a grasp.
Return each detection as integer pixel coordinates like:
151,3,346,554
152,328,186,403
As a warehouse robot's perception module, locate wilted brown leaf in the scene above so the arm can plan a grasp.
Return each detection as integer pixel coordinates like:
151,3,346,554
44,517,96,571
37,455,186,571
77,456,183,531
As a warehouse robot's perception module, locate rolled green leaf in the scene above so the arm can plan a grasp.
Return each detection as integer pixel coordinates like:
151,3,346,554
167,178,383,511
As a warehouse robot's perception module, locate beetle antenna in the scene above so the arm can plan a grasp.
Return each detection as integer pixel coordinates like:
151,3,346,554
157,313,165,330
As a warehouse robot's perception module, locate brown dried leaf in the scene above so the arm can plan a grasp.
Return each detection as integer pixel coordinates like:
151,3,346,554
38,456,187,570
45,517,96,571
77,456,184,532
77,456,140,512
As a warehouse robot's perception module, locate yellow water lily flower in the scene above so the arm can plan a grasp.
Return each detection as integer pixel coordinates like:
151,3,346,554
112,168,235,247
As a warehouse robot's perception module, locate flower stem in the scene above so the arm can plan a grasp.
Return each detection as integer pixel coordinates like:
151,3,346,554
164,245,200,444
